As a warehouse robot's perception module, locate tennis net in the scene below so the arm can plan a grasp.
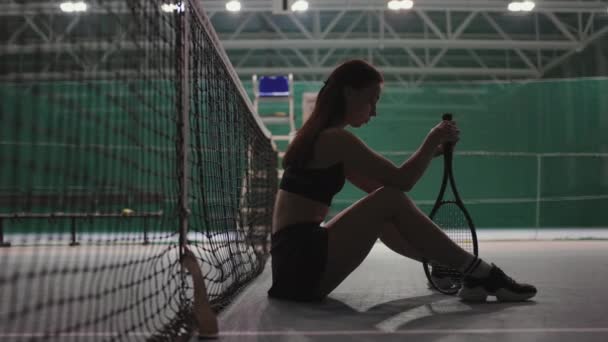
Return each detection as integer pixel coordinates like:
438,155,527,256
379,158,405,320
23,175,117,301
0,1,276,340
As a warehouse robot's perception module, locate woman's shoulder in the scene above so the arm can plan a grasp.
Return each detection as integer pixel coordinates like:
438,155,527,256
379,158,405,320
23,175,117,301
306,128,343,166
318,127,362,148
312,128,363,165
318,127,357,143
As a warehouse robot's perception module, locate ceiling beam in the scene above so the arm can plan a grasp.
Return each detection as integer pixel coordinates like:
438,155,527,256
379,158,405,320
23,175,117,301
540,25,608,76
235,66,538,77
319,12,366,65
1,38,579,56
0,38,580,55
482,13,539,72
1,1,607,16
200,1,608,14
220,38,578,50
544,12,579,42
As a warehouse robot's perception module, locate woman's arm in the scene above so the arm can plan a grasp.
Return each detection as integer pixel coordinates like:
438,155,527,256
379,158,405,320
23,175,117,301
346,171,383,194
331,121,459,192
346,140,443,194
396,134,441,189
346,142,444,194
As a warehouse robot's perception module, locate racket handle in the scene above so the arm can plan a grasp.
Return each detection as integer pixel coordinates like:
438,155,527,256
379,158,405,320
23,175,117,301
442,113,454,154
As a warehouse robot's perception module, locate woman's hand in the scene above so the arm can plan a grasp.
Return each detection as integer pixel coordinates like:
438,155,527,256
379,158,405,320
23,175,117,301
429,119,460,145
434,144,444,157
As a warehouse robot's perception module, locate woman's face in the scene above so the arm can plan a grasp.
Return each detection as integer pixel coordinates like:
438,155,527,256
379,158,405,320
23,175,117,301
343,82,382,128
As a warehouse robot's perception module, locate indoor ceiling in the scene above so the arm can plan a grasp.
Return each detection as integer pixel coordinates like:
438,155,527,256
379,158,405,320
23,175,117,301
1,1,607,84
203,0,608,83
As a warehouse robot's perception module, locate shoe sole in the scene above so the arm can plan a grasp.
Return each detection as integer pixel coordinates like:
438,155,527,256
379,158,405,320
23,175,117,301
458,286,536,302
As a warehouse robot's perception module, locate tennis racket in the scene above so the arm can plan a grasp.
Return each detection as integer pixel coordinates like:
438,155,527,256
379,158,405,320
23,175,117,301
423,113,478,295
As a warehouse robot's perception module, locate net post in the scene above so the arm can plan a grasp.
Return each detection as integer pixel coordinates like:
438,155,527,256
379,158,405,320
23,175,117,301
0,219,11,247
180,248,219,339
534,154,542,238
180,1,219,339
69,217,79,246
142,217,150,245
179,1,191,256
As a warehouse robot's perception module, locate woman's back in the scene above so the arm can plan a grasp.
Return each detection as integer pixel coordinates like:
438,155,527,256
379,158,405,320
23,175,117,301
272,128,344,233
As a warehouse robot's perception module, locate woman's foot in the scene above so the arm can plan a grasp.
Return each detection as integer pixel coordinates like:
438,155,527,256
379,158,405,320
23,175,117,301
457,264,537,302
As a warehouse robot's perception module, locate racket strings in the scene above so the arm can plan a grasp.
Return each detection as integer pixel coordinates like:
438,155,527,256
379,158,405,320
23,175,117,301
428,201,474,291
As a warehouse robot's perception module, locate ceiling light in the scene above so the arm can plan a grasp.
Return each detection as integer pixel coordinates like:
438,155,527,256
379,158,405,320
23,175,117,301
521,1,536,12
388,1,401,11
400,0,414,10
388,0,414,11
59,1,87,13
226,0,241,12
161,3,184,13
508,2,521,11
508,1,535,12
291,0,308,12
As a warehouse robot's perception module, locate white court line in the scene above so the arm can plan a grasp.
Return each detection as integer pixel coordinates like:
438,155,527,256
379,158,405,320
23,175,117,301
0,332,149,338
375,298,471,332
2,328,608,338
220,328,608,336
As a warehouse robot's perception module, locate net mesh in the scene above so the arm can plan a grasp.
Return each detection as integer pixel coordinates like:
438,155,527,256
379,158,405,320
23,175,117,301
186,3,277,310
0,1,276,340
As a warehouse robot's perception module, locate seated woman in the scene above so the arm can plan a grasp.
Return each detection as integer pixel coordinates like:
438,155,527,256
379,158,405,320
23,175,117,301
268,59,537,303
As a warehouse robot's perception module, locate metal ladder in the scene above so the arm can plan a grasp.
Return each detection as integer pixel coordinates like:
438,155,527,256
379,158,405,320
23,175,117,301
252,74,296,151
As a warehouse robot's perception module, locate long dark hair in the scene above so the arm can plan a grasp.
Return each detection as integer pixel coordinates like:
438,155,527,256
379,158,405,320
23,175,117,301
282,59,383,168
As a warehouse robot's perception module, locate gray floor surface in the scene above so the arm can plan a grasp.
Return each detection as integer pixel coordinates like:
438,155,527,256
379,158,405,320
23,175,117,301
217,240,608,342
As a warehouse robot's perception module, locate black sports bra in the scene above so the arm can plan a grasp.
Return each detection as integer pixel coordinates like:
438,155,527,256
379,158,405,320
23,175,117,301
279,162,346,206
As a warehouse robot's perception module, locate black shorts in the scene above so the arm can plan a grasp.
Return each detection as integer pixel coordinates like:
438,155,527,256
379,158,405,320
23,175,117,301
267,221,328,302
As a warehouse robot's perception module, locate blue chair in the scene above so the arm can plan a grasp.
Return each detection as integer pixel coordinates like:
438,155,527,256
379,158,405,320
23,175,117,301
258,75,290,97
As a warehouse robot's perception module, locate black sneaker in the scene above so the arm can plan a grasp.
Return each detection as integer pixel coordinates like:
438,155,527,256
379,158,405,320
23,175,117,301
458,264,537,302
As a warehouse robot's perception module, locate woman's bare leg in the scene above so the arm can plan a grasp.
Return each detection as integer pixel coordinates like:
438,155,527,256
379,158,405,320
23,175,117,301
318,186,473,296
379,222,425,263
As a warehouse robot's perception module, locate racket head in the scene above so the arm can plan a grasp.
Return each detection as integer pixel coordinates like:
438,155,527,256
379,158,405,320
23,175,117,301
423,201,478,294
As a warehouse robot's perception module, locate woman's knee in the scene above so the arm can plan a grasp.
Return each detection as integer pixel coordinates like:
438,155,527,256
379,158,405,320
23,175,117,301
372,186,415,209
